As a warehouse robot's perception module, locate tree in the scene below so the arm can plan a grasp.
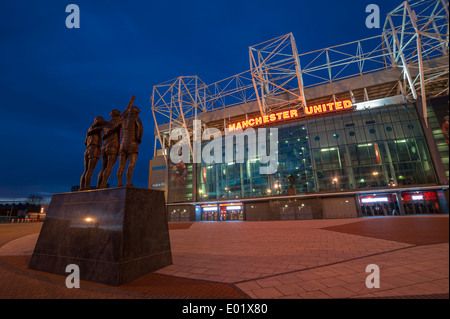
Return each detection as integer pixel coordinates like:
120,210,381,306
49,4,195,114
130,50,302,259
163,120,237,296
27,194,45,214
27,194,44,206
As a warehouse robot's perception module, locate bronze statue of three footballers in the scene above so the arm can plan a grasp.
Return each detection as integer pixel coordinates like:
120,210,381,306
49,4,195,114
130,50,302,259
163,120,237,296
79,95,143,190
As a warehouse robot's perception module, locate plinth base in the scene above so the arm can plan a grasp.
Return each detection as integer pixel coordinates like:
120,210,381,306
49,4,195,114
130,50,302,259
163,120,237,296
28,187,172,286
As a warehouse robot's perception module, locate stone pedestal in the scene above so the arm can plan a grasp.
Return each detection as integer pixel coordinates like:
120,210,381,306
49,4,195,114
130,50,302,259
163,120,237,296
28,187,172,286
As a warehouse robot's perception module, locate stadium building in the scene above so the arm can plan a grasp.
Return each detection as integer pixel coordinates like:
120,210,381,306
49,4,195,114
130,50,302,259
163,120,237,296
149,0,449,222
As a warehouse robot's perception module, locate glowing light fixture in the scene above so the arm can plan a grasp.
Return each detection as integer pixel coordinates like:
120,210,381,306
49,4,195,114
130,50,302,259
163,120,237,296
361,197,389,203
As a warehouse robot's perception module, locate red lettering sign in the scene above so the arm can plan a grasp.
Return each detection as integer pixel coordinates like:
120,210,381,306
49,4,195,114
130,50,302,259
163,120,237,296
228,109,299,132
305,100,353,116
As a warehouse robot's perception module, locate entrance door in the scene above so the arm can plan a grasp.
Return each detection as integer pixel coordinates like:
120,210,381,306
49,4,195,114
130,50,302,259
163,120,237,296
200,203,244,221
202,211,220,221
219,203,244,221
401,191,440,215
201,205,219,221
359,194,399,216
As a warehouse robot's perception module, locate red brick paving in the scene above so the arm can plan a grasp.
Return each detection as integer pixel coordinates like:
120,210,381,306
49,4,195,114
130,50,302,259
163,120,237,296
0,216,448,299
168,222,193,230
119,273,246,298
0,255,247,299
322,216,449,245
0,222,246,299
0,223,42,246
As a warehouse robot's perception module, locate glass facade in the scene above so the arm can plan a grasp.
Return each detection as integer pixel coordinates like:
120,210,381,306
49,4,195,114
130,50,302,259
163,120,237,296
427,97,449,180
164,104,439,204
308,104,436,191
168,161,194,203
193,104,437,202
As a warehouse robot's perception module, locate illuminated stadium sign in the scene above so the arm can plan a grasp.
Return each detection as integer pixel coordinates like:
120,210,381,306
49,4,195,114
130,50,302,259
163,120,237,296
305,100,354,115
228,109,299,132
227,100,354,132
360,196,390,203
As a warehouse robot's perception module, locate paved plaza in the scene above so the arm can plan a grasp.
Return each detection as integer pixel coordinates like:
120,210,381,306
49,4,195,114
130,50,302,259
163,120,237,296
0,215,448,299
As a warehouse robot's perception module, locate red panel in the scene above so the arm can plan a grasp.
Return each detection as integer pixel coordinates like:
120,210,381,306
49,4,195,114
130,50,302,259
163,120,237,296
374,144,381,164
401,191,437,201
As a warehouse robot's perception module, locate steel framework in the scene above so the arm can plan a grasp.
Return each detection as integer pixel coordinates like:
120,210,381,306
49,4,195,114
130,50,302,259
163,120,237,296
249,33,307,115
151,0,449,156
151,76,205,156
383,0,449,123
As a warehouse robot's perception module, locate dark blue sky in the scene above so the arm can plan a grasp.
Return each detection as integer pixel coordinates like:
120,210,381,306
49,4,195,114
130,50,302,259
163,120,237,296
0,0,395,202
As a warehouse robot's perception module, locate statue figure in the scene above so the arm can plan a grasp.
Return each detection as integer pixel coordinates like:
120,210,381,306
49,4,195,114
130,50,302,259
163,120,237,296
96,109,122,189
97,95,136,189
117,106,143,187
80,116,105,190
288,174,296,195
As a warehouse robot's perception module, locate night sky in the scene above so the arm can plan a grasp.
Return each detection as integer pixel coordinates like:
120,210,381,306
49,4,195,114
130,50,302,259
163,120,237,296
0,0,395,202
